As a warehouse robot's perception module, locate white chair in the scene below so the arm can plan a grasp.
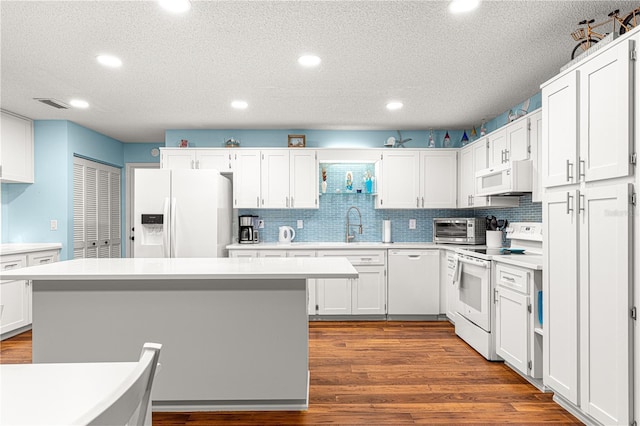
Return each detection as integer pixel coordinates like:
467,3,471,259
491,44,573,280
74,342,162,426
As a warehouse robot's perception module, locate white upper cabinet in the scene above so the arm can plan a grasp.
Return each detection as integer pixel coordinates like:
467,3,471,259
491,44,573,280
487,128,507,167
578,39,632,183
529,111,543,202
505,115,530,162
289,150,318,209
233,150,262,208
261,150,290,208
420,151,457,208
542,39,633,188
378,150,456,209
377,151,420,209
458,143,475,208
0,110,34,183
161,148,232,172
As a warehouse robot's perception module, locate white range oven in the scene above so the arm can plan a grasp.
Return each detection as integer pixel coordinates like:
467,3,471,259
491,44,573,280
453,248,498,360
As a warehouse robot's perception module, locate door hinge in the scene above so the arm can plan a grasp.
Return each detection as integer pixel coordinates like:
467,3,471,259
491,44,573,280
527,304,532,313
528,360,532,370
632,307,637,320
631,152,637,165
631,49,637,61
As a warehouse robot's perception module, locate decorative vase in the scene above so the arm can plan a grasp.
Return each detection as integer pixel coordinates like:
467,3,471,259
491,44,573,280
321,181,327,193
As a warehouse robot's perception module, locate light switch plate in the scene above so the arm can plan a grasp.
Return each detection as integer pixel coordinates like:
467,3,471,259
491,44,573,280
409,219,416,229
258,220,265,229
297,220,304,229
50,219,58,231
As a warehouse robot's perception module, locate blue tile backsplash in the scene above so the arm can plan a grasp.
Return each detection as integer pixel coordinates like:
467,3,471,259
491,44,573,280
239,163,541,243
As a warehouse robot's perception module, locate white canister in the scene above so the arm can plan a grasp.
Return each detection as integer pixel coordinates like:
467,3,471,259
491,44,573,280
486,230,503,248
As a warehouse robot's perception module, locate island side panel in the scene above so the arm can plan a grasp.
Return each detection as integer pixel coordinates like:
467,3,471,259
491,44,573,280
32,278,308,407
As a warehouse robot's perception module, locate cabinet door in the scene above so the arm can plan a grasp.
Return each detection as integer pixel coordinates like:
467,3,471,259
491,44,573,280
287,250,317,315
579,40,632,183
420,151,457,208
471,141,489,207
261,150,290,208
496,287,529,375
233,150,261,208
161,149,196,169
351,265,386,315
542,72,578,188
529,111,543,202
458,144,475,208
505,117,529,162
317,278,352,315
487,128,507,166
290,150,318,209
379,151,420,209
0,279,30,335
196,150,232,172
579,184,632,425
257,250,287,258
0,111,34,183
543,189,579,404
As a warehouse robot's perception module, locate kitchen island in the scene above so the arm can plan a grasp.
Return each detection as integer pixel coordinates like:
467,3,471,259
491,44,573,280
2,257,358,411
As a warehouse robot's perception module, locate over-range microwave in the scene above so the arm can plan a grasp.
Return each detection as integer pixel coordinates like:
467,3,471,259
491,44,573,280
433,218,486,245
475,160,533,196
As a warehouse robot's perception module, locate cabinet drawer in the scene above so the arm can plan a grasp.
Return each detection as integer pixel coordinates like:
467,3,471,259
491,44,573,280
1,255,26,284
27,250,58,266
229,250,258,258
317,250,385,266
287,250,316,258
258,250,287,258
495,263,530,294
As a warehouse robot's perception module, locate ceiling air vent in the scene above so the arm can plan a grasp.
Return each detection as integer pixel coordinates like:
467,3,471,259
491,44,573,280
34,98,70,109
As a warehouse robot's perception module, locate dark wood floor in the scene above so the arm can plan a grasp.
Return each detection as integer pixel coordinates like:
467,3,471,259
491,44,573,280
0,321,581,425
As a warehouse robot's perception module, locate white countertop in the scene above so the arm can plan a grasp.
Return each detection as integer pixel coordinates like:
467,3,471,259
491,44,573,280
227,242,466,250
0,243,62,256
1,257,358,280
492,254,543,270
1,361,140,426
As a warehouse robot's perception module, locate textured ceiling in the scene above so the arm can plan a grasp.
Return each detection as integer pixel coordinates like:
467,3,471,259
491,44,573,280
0,0,634,142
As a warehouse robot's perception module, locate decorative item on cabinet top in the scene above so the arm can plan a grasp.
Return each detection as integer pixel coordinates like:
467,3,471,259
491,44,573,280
288,134,306,147
225,138,240,148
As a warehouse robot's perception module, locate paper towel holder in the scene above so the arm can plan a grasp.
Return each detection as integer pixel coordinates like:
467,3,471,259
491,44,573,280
382,219,391,243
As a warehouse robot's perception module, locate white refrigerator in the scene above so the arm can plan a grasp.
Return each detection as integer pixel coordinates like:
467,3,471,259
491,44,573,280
134,169,232,258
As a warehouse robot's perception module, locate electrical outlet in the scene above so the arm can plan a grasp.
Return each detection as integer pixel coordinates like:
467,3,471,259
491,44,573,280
50,219,58,231
297,220,303,229
258,220,265,229
409,219,416,229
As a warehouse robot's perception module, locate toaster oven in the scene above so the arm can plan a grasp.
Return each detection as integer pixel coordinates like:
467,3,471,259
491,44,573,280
433,218,486,244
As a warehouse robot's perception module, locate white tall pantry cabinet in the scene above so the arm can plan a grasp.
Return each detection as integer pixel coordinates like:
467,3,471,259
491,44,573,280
541,33,637,425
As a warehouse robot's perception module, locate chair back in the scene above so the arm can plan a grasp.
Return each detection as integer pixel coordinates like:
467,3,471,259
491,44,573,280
75,342,162,426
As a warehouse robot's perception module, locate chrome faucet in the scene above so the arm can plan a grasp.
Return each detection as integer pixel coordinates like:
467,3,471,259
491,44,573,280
345,206,363,243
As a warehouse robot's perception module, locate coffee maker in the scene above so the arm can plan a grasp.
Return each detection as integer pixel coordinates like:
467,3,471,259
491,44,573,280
239,215,258,244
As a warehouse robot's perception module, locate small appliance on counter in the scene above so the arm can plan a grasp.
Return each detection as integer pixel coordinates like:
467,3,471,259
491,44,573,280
278,226,295,244
239,215,259,244
433,217,486,244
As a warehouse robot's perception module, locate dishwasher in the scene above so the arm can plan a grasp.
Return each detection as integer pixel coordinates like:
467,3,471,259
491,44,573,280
388,250,440,316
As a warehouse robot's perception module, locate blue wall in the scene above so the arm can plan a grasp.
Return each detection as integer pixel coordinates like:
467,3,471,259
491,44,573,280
1,120,163,260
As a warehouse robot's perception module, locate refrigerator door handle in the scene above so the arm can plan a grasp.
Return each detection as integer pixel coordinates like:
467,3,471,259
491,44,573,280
162,197,170,258
170,197,177,258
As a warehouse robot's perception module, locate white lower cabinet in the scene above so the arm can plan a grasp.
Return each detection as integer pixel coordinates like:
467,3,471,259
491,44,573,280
315,250,387,316
494,262,542,380
1,249,60,339
286,250,317,316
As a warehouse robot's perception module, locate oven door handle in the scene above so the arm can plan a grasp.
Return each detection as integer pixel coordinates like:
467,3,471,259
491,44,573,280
452,255,461,283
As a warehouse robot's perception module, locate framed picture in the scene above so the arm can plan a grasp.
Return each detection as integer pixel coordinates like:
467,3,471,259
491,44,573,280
288,134,306,148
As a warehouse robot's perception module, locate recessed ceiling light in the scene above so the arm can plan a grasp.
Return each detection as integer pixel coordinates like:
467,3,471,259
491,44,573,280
96,54,122,68
69,99,89,109
231,100,248,110
298,55,322,67
386,102,403,111
449,0,479,14
159,0,191,13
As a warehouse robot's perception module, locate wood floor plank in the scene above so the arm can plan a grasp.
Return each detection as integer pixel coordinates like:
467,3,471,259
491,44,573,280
0,322,582,425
